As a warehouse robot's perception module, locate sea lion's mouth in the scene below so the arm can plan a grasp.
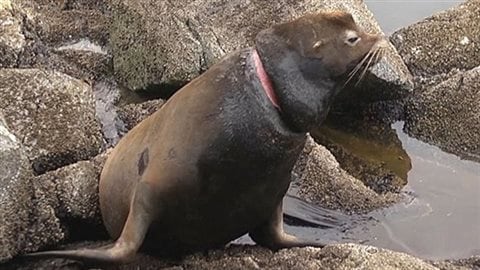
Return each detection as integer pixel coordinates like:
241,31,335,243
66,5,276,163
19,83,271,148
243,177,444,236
343,39,387,87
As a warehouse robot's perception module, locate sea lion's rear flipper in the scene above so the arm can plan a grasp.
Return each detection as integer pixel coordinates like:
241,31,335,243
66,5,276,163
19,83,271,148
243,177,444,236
249,200,329,250
24,181,159,264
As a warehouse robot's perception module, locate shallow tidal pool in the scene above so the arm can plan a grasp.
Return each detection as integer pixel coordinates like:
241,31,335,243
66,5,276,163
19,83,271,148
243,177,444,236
277,121,480,260
347,122,480,260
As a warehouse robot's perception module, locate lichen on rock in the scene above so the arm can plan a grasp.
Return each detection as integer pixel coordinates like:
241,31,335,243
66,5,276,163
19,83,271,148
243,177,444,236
405,67,480,161
0,0,26,68
0,68,103,174
110,0,412,101
390,0,480,77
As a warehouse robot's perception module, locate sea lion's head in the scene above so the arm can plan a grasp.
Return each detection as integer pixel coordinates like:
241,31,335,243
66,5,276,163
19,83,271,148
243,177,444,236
256,11,387,80
254,11,388,132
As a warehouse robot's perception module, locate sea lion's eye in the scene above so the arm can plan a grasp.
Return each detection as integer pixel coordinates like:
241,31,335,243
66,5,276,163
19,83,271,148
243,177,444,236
348,37,359,44
345,30,361,46
346,36,361,46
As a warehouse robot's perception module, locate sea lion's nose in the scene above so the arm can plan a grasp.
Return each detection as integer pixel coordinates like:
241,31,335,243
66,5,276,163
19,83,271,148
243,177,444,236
373,37,389,50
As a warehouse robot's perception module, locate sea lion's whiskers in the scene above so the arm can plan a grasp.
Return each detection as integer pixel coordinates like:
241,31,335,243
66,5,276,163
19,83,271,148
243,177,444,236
359,49,380,85
345,48,373,86
348,49,373,77
370,49,383,74
376,47,385,63
343,49,373,87
355,49,377,86
372,47,383,65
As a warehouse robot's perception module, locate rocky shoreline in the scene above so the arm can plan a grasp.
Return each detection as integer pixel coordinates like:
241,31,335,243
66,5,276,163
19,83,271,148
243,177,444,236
0,0,479,269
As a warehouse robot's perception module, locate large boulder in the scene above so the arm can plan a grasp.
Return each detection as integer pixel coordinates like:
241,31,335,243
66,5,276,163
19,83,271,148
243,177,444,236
390,0,480,161
0,0,26,68
55,48,113,80
0,69,103,174
0,114,35,262
4,244,440,269
12,0,110,47
110,0,412,100
29,0,111,12
404,67,480,161
168,244,438,270
0,113,66,262
431,256,480,270
13,38,113,83
0,144,107,263
390,0,480,77
1,0,114,82
31,152,107,243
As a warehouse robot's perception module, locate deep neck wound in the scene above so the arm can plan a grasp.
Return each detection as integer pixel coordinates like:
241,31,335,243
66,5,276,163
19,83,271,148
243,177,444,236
252,49,281,111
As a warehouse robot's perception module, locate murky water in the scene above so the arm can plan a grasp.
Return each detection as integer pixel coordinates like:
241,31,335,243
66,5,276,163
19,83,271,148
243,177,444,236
279,122,480,260
350,122,480,259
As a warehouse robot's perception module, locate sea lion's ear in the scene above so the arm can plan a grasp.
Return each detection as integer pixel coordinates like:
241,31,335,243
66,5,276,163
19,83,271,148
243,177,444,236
312,40,324,49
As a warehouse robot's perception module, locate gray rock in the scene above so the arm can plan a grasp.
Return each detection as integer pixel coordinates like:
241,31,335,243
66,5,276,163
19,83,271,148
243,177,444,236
390,0,480,77
13,1,110,46
55,47,113,80
16,40,101,82
0,104,107,263
28,153,108,252
31,0,112,13
24,154,107,263
431,256,480,270
0,114,66,262
176,244,438,270
117,99,165,131
110,0,412,99
0,0,26,68
312,244,438,270
65,0,111,12
33,153,106,229
0,68,103,174
0,149,107,263
292,136,400,214
3,243,440,269
405,67,480,161
4,0,112,81
0,113,34,262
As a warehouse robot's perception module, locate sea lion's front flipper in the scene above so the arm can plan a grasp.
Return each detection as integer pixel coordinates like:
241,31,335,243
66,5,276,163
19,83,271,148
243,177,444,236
249,200,328,250
24,181,159,264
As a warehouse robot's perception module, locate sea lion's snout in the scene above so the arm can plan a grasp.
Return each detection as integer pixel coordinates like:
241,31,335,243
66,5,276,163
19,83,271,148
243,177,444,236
342,31,388,85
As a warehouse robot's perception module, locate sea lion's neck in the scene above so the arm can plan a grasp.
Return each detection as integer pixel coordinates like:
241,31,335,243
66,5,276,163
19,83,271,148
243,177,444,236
255,34,339,133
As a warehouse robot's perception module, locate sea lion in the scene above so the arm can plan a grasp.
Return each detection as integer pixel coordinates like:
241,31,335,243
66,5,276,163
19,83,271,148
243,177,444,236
26,11,386,264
